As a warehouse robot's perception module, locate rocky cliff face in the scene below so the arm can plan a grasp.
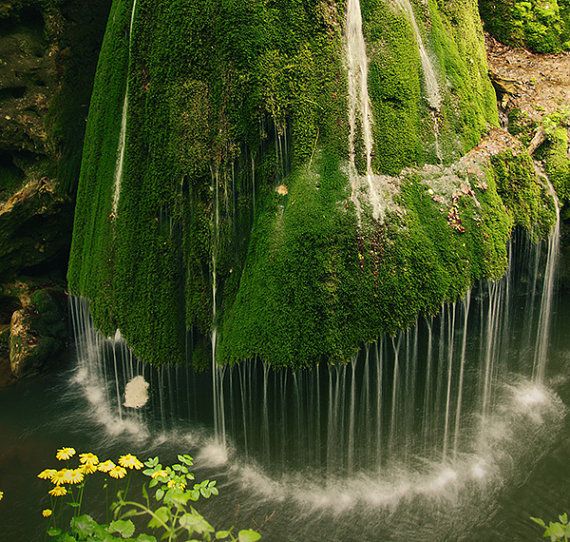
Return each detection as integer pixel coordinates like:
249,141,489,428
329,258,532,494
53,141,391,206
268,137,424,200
0,0,110,385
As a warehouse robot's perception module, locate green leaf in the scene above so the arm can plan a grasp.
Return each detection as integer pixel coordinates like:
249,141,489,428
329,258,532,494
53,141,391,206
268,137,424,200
70,515,98,537
147,507,170,529
135,535,157,542
216,530,232,539
155,488,165,501
546,522,566,541
178,509,214,535
559,513,568,525
47,528,62,537
144,457,159,468
177,454,194,466
108,520,136,538
531,517,546,528
238,530,261,542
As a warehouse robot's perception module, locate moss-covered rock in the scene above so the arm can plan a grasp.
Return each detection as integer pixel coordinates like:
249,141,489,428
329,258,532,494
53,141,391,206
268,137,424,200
0,325,14,387
480,0,570,53
67,0,553,368
1,280,67,379
219,131,553,367
541,113,570,208
491,148,556,241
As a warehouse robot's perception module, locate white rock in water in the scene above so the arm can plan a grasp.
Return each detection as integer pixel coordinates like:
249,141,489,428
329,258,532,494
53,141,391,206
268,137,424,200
124,376,150,409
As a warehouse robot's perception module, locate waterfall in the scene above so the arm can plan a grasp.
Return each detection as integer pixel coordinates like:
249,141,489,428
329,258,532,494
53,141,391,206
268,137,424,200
394,0,441,111
68,186,563,514
211,167,226,447
68,215,562,470
344,0,443,223
345,0,383,221
393,0,443,160
533,176,561,382
111,0,138,218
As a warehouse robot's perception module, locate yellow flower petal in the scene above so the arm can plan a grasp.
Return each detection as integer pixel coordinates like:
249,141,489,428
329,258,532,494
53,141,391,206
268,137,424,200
38,469,58,480
118,454,143,470
79,453,99,466
49,486,67,497
98,460,116,473
109,466,127,479
56,448,76,461
42,509,53,518
0,491,4,502
80,463,98,475
63,469,84,485
50,469,70,486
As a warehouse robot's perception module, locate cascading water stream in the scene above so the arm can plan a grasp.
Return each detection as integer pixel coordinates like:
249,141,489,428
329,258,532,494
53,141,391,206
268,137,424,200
67,212,566,535
111,0,138,218
211,167,226,448
393,0,443,161
69,219,561,464
533,175,561,382
346,0,382,221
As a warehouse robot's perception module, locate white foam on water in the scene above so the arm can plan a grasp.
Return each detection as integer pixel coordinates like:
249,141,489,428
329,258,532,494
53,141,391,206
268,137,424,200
71,365,149,441
197,440,230,468
222,379,564,513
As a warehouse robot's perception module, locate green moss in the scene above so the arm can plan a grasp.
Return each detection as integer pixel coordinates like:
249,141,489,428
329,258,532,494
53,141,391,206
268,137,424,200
428,0,499,157
491,149,556,241
480,0,570,53
363,1,426,174
69,0,541,368
218,147,517,368
68,0,348,365
508,108,537,146
540,113,570,208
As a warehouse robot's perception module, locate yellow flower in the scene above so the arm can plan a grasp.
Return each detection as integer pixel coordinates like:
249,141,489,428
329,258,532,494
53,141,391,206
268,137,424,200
151,470,168,480
42,509,53,518
167,480,176,489
80,463,98,475
50,469,70,486
56,448,76,461
38,469,58,480
49,486,67,497
98,460,116,473
0,491,3,501
64,469,84,485
79,453,99,466
118,454,143,470
109,466,127,479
